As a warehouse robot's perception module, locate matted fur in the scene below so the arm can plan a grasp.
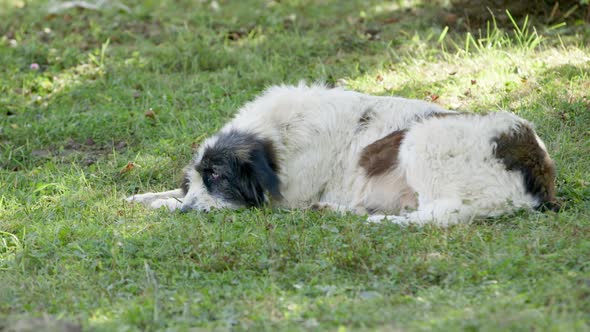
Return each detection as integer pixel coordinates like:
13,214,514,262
126,83,558,226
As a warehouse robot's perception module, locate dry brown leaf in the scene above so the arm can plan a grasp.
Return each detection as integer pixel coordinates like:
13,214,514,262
119,162,136,174
426,93,440,103
144,109,156,118
382,17,399,24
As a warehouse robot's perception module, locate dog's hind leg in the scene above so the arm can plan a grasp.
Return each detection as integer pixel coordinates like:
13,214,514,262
367,198,475,226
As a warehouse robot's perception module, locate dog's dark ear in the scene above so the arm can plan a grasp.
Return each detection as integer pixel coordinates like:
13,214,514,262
236,141,281,207
251,145,281,200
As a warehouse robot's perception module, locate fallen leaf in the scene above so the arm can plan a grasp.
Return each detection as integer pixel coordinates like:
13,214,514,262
32,150,51,158
83,157,96,166
375,74,384,82
320,224,339,233
444,13,458,26
426,93,440,102
144,109,156,118
210,0,220,11
359,290,382,300
304,318,319,328
426,252,444,259
65,138,82,150
471,79,477,85
115,141,127,150
227,30,247,41
364,28,381,41
119,162,136,174
382,17,399,24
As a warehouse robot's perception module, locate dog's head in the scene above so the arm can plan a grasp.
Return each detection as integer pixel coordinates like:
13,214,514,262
180,130,281,212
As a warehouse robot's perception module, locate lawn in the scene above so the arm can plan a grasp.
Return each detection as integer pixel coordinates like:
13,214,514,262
1,0,589,330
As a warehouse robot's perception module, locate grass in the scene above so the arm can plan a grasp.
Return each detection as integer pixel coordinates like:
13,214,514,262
1,0,589,330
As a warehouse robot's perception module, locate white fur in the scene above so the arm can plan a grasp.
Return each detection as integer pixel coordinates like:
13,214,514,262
127,83,548,226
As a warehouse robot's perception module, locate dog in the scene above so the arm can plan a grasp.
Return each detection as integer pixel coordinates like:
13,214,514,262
126,83,559,226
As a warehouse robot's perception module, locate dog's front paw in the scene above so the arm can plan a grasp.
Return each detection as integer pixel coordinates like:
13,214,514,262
149,198,183,211
125,192,157,204
366,214,409,225
366,214,386,223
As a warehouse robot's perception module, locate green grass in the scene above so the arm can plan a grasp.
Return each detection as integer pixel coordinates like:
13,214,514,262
1,0,589,330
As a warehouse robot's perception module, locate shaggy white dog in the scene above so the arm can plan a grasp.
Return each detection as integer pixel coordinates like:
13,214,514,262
127,83,558,226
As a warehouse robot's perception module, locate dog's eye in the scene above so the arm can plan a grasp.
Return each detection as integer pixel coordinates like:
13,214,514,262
201,168,222,182
203,168,220,180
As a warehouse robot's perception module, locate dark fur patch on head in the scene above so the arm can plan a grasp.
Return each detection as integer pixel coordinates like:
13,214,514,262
359,130,407,177
493,124,559,211
196,130,281,207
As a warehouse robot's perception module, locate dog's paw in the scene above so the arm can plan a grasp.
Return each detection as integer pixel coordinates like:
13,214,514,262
149,198,182,211
366,214,386,223
366,214,409,225
125,193,156,204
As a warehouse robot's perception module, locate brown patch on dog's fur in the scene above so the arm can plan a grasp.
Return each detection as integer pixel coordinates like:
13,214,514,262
493,124,559,211
359,130,407,177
